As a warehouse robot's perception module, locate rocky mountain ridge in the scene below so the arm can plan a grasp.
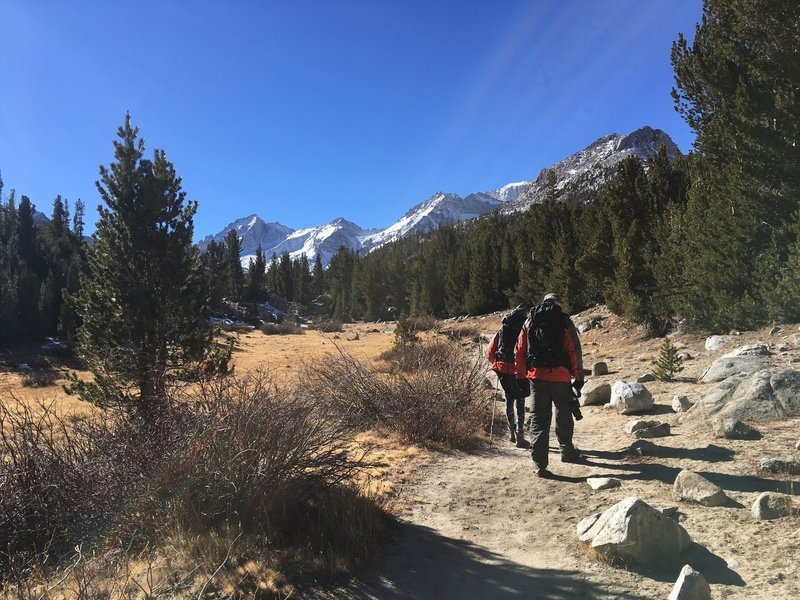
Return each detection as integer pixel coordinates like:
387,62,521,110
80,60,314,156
199,126,680,267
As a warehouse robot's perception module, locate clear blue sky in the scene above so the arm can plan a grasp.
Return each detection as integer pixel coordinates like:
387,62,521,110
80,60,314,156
0,1,702,239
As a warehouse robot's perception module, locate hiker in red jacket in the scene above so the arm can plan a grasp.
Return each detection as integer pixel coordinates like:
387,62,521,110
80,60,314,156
487,305,530,447
515,293,584,477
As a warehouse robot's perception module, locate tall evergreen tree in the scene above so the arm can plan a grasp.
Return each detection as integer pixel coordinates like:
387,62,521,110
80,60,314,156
672,0,800,328
69,115,229,417
223,229,245,301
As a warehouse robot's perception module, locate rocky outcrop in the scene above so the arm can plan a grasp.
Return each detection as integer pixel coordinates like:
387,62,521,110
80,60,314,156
577,497,692,565
682,369,800,423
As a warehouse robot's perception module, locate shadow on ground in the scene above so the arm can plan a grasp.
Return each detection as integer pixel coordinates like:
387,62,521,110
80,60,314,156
613,543,745,586
582,443,735,463
332,522,651,600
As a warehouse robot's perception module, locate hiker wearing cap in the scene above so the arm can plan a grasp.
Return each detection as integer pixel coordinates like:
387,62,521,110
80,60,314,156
487,304,530,447
514,293,584,478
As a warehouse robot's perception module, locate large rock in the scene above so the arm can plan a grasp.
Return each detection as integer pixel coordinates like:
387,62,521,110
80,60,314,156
682,369,800,424
673,470,728,507
580,380,612,406
634,422,671,438
700,344,772,383
586,477,621,490
752,492,793,520
624,419,670,438
610,381,653,414
672,395,692,412
577,497,692,565
700,355,770,383
705,335,733,352
591,361,609,376
758,456,800,475
711,418,761,440
624,419,656,434
668,565,711,600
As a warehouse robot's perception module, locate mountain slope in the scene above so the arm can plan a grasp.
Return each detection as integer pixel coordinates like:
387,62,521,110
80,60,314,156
506,126,680,211
200,126,680,266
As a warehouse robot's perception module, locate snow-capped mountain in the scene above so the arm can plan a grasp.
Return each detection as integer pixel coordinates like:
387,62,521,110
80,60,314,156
198,214,293,257
506,126,680,211
360,191,503,251
242,218,376,268
200,126,679,267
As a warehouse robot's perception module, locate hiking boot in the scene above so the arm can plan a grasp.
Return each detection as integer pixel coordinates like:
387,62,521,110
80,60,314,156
535,467,553,479
561,448,582,463
515,430,528,448
509,430,517,443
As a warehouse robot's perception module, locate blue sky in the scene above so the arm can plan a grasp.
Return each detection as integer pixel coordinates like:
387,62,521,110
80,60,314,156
0,1,702,239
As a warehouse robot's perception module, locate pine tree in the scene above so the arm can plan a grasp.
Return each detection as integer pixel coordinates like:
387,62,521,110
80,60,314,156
223,229,245,301
69,115,229,417
311,253,325,299
245,244,266,302
672,0,800,329
652,337,684,382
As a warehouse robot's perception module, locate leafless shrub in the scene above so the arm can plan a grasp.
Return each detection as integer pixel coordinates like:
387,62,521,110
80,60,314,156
177,372,374,534
19,369,59,388
260,322,305,335
305,340,489,449
0,398,163,576
440,323,481,340
0,372,386,593
407,315,438,332
315,320,344,333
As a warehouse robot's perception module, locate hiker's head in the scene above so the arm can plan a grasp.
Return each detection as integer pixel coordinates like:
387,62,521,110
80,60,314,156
542,293,562,309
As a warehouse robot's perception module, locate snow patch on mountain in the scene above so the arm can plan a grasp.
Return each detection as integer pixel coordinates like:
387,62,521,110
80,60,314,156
201,126,679,267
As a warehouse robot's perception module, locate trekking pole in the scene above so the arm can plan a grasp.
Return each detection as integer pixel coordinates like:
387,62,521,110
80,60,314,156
489,376,499,446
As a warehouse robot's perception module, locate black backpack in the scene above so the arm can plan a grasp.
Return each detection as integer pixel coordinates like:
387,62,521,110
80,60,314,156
526,302,569,369
495,305,527,361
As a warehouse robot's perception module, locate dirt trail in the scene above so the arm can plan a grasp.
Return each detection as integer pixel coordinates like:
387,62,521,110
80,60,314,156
342,418,670,600
333,311,800,600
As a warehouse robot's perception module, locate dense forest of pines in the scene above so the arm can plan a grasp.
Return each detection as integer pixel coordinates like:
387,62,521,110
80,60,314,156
1,0,799,346
0,176,86,345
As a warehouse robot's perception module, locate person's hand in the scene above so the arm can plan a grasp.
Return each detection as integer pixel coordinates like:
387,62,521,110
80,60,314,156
572,379,585,397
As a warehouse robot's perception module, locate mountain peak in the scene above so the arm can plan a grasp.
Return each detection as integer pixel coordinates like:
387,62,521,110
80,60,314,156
202,126,680,266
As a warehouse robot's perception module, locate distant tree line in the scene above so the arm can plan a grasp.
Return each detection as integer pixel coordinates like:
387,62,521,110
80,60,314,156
0,175,86,344
199,232,326,317
318,147,695,334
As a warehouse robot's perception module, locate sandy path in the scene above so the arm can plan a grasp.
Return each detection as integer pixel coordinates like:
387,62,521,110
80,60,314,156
340,414,672,600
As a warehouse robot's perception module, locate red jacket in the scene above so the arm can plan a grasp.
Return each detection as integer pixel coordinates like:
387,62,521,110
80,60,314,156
487,330,517,375
514,316,583,383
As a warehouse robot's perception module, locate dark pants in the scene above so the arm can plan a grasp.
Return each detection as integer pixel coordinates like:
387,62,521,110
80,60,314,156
498,373,527,432
529,380,576,469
